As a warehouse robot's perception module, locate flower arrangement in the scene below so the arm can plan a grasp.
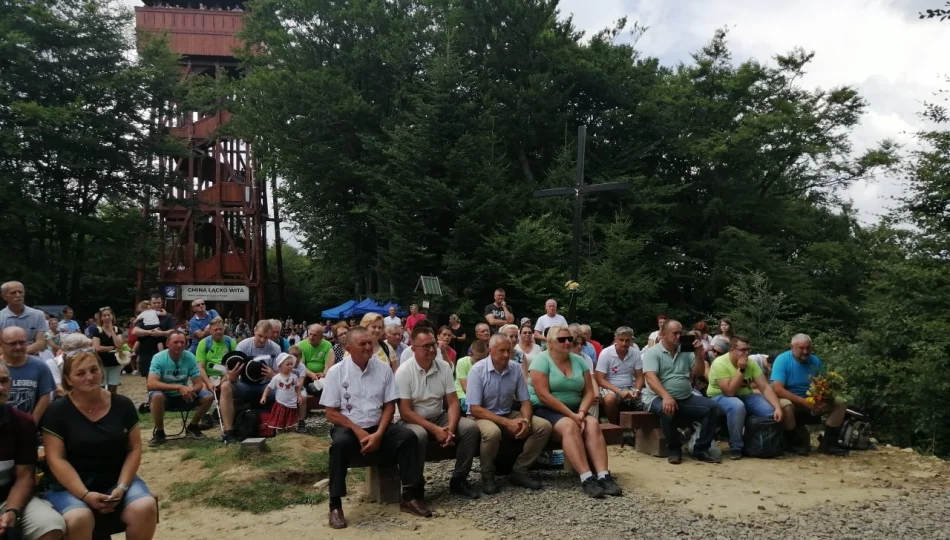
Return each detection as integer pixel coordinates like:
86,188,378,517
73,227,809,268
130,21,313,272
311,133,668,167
564,280,581,292
806,370,846,408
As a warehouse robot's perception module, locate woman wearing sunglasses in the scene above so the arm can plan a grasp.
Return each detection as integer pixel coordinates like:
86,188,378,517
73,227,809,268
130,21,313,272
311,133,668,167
527,326,621,499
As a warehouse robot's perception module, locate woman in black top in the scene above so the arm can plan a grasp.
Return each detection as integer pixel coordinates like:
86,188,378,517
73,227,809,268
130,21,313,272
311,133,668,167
91,307,124,394
41,351,156,540
448,314,467,359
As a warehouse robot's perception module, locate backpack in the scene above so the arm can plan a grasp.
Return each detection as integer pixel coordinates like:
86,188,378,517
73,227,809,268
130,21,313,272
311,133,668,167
234,409,260,441
839,413,873,450
204,336,234,354
743,416,785,458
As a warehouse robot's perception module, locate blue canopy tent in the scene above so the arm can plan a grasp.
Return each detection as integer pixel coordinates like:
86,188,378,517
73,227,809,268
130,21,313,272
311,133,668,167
321,300,358,320
350,297,389,316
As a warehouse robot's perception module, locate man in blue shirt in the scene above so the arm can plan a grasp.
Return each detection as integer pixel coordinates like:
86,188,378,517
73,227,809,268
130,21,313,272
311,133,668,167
187,298,219,354
56,307,80,334
467,334,552,495
0,327,54,424
146,331,214,446
771,333,848,456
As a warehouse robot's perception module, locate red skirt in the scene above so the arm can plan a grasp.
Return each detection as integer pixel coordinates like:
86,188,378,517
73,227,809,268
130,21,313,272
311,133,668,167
268,402,299,431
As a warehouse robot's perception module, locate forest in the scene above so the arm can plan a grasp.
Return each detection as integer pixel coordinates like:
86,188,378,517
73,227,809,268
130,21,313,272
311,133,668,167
1,0,948,454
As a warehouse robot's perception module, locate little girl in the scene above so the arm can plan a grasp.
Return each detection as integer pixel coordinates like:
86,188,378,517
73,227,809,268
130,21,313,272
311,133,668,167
260,352,302,432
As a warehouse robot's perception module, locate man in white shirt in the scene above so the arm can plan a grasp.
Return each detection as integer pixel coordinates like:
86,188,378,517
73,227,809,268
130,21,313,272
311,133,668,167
396,327,479,499
594,326,645,424
320,327,431,529
383,306,401,328
533,299,568,341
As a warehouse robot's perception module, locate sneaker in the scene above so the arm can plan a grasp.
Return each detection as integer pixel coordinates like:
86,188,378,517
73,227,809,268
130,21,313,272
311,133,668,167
692,450,723,463
581,476,606,499
185,424,206,439
197,416,214,431
148,429,167,446
508,471,542,490
221,430,240,445
667,449,683,465
597,473,623,496
449,478,480,499
729,449,743,460
481,477,500,495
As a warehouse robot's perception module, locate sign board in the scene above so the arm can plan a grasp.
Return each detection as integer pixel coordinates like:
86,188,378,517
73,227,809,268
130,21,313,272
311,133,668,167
181,285,250,302
163,285,177,300
422,299,430,309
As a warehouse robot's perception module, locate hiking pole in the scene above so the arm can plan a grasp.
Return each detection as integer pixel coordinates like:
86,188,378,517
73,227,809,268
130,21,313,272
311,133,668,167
211,376,224,434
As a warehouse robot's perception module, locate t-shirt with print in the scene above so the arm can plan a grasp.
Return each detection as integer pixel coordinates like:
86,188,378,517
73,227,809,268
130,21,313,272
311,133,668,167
0,404,37,502
148,350,201,397
595,344,643,388
707,353,763,398
298,339,332,374
484,303,511,327
267,373,300,408
454,356,474,399
41,393,138,493
640,345,696,408
4,357,55,415
528,351,588,409
770,351,823,398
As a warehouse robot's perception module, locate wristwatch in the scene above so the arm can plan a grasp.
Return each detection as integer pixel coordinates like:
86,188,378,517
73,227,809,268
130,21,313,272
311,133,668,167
3,508,21,524
116,482,130,492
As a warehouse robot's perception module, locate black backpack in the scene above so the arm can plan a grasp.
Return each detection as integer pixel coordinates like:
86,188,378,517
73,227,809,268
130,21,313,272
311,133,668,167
234,409,260,441
743,416,785,458
839,413,873,450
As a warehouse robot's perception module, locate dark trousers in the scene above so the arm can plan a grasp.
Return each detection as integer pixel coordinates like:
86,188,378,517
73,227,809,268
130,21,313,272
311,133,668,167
649,393,722,453
328,423,421,499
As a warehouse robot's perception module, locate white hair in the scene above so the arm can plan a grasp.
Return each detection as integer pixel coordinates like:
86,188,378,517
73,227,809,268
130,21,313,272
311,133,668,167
488,334,510,348
384,324,402,333
62,333,92,352
790,333,812,346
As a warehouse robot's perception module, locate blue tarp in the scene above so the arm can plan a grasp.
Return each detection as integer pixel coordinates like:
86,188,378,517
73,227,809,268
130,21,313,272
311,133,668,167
321,300,358,320
350,297,389,316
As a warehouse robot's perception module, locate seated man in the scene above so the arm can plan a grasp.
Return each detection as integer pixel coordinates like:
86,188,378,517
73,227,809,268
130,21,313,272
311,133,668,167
0,362,66,540
466,335,552,495
396,327,480,500
298,324,333,396
642,319,723,464
218,320,281,444
466,323,491,355
321,327,430,529
146,331,214,446
771,334,848,456
595,326,645,424
707,335,783,460
0,327,54,424
194,317,235,391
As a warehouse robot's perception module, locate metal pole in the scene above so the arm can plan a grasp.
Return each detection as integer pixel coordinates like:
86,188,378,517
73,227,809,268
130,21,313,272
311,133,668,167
569,125,586,321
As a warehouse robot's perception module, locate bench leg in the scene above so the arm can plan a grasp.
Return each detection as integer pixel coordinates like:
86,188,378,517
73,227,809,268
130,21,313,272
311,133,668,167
634,427,669,457
365,466,401,504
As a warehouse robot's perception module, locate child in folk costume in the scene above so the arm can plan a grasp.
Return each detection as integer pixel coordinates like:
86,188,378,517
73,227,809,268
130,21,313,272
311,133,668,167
260,352,302,431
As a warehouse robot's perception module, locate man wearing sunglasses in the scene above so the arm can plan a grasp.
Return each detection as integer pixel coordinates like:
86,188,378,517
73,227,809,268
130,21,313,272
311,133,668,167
187,298,219,354
641,320,723,464
0,327,54,424
145,332,214,446
0,362,67,540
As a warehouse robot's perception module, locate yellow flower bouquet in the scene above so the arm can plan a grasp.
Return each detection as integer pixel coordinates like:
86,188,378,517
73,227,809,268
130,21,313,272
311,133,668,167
806,370,846,409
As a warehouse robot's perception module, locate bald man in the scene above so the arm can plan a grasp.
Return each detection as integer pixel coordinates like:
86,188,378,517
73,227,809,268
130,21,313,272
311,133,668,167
0,327,54,424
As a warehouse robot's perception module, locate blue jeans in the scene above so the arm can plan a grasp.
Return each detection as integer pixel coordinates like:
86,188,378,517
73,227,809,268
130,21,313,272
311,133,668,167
648,393,722,454
712,393,776,450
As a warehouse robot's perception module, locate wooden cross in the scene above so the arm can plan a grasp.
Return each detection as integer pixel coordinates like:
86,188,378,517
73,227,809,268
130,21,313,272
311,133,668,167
533,125,630,319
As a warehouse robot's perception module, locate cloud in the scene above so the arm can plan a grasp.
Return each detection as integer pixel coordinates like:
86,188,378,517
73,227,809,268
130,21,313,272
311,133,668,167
558,0,950,223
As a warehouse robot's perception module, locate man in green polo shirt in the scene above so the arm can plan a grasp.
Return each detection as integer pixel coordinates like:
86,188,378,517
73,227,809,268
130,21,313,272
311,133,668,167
298,324,332,378
195,317,235,391
641,319,723,464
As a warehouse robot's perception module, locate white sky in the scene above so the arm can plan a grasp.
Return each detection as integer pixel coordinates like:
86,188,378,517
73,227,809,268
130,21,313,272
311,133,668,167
561,0,950,222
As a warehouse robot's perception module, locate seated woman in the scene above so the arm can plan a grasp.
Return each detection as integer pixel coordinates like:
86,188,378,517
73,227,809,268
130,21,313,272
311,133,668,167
528,326,622,499
41,351,157,540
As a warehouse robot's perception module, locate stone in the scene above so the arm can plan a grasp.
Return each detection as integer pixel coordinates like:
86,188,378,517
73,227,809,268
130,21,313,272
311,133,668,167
313,478,330,489
240,437,267,451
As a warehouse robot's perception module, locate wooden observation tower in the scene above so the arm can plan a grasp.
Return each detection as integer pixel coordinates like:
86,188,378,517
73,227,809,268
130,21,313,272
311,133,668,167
135,0,267,322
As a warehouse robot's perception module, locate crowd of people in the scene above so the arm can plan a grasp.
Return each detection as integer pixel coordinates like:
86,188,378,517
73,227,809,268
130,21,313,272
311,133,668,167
0,281,853,536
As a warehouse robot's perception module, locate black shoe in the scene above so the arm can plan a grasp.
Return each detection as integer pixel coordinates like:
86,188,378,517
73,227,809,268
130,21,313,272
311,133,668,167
221,430,240,445
296,422,311,434
791,444,810,456
581,476,606,499
148,429,167,446
449,478,480,499
197,415,214,431
597,473,623,496
668,449,683,464
481,477,500,495
185,424,206,439
729,449,743,460
508,471,542,490
692,450,723,463
819,426,849,456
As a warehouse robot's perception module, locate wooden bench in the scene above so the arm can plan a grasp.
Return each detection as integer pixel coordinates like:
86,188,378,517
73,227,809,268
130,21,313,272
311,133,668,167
620,411,692,457
351,422,624,503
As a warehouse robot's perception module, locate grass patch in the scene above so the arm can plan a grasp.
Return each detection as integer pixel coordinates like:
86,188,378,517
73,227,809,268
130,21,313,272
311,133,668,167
163,433,331,514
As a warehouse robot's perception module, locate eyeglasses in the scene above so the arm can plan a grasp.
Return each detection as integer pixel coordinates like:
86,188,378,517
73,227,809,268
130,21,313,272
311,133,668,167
98,306,111,312
193,303,205,307
413,343,436,350
0,377,10,384
64,347,95,358
555,336,573,343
